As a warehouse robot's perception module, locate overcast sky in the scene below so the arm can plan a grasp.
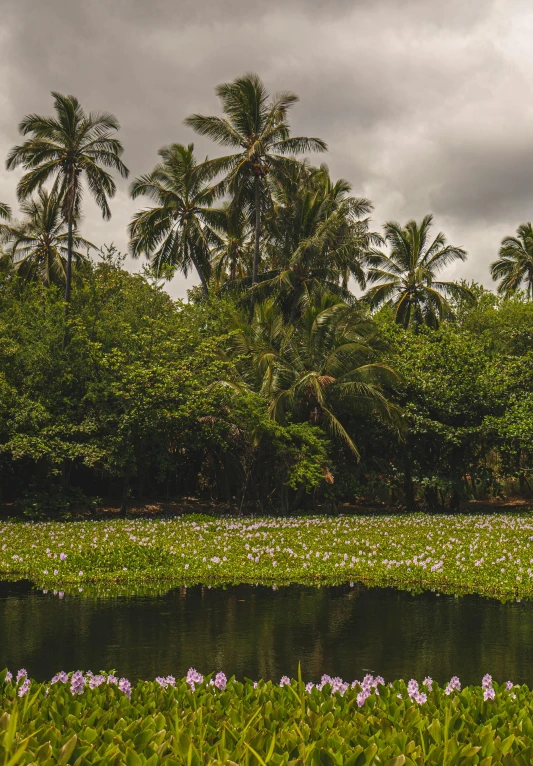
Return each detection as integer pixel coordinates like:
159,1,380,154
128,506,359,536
1,0,532,298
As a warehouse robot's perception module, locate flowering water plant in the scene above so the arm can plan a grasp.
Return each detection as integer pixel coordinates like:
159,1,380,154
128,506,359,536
2,513,533,600
0,668,530,763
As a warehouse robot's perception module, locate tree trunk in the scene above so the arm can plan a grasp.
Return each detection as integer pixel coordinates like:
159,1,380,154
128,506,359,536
190,250,209,297
252,175,261,286
119,475,130,516
249,175,261,320
186,241,208,297
403,455,416,512
65,216,73,303
62,216,74,349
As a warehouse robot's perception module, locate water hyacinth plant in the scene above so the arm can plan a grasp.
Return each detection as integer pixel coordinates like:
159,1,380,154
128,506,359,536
2,513,533,600
0,668,531,763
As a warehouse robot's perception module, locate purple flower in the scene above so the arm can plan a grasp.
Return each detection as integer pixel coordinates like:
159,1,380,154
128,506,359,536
70,671,86,695
330,677,349,696
279,676,291,687
482,674,493,690
16,669,27,683
357,689,370,707
89,675,106,689
305,682,315,693
423,676,433,691
407,679,419,699
119,678,131,699
214,672,227,691
166,675,176,687
186,668,203,691
51,671,69,685
156,676,168,689
506,681,514,691
484,687,496,701
107,674,118,685
5,671,12,683
413,691,427,704
60,553,67,561
445,676,461,695
18,678,30,698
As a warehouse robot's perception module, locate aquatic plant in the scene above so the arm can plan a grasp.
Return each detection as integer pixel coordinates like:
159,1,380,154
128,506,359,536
2,513,533,600
0,668,531,763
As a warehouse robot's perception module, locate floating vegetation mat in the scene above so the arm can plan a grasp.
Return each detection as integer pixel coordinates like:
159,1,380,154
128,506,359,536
2,513,533,600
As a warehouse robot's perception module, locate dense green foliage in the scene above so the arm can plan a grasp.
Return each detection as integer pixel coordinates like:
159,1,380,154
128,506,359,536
2,670,533,764
1,77,533,513
2,514,533,600
0,251,533,511
0,253,329,512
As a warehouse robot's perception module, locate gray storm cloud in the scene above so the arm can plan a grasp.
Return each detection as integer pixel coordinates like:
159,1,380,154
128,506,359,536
1,0,531,297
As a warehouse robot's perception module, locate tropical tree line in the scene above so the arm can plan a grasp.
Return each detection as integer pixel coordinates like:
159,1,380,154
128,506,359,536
1,75,533,514
3,77,530,320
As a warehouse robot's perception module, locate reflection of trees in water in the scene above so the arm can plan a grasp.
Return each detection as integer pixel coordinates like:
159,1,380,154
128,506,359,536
0,582,532,684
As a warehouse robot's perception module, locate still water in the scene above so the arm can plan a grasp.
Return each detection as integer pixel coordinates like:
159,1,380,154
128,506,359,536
1,580,532,685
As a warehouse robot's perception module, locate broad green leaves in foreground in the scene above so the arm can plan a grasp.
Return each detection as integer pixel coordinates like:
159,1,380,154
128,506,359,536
2,513,533,600
1,670,532,764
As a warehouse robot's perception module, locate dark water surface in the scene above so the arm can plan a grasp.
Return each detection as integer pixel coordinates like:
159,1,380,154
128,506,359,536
1,580,532,685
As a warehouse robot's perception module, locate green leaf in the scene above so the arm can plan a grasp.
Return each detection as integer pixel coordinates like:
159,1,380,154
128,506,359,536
56,733,78,766
385,758,405,766
125,748,143,766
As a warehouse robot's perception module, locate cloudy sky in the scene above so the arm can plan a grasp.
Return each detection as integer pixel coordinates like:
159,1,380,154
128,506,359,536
1,0,532,298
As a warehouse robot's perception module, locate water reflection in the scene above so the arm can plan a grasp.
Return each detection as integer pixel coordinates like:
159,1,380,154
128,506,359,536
1,580,532,685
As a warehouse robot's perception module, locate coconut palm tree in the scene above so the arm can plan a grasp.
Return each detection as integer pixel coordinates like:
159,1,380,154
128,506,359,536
210,204,253,286
6,92,128,306
0,202,11,220
365,214,470,328
491,223,533,298
129,143,223,296
227,296,398,457
184,73,327,290
0,188,93,286
255,163,379,318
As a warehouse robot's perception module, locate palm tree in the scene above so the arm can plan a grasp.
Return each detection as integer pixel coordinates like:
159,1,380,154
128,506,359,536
0,188,93,286
227,296,398,457
6,92,128,306
184,73,327,290
491,223,533,298
129,143,223,296
256,163,379,318
365,214,470,328
210,204,253,286
0,202,11,220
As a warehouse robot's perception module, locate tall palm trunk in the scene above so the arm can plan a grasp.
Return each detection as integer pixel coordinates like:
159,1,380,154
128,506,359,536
186,241,209,297
65,216,73,304
252,174,261,285
249,174,261,320
62,215,74,350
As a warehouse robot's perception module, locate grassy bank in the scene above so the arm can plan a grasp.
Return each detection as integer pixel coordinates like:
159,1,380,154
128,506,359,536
1,669,531,764
1,513,533,600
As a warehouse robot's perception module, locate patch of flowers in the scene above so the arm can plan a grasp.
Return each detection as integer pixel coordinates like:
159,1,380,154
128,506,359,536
2,513,533,600
0,668,529,763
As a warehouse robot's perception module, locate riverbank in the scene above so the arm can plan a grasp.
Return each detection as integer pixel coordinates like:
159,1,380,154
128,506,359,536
1,513,533,600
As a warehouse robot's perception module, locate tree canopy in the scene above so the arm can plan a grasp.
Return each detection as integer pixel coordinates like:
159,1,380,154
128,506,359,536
1,76,532,515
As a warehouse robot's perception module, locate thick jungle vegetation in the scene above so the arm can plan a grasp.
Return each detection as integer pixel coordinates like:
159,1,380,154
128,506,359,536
1,75,532,515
